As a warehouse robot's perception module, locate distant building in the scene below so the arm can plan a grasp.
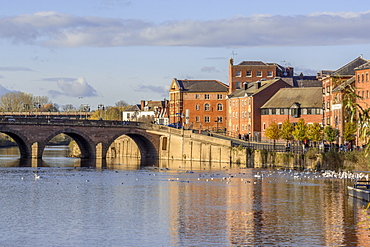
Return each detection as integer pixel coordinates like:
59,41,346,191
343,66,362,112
260,87,323,140
123,104,141,121
228,58,294,94
169,78,229,130
122,100,169,124
227,78,291,140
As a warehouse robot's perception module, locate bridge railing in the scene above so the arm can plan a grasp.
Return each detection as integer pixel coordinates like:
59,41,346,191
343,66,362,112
0,117,146,128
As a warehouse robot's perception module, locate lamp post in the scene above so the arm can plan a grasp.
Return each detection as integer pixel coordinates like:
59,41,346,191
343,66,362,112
214,119,219,133
98,104,105,120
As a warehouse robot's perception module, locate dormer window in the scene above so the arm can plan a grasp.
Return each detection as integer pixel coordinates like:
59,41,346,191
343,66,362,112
290,103,300,118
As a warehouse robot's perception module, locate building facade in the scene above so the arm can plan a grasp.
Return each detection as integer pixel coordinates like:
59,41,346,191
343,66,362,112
354,61,370,146
227,78,291,140
228,58,294,94
169,79,229,130
321,56,368,145
260,87,323,140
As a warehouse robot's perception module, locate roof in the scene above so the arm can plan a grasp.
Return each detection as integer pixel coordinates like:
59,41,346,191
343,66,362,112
332,56,369,76
124,104,141,111
236,61,286,72
228,78,289,98
261,87,322,109
332,76,355,93
355,61,370,71
175,79,229,92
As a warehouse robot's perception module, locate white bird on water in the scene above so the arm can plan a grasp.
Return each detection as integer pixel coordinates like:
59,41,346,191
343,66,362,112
34,173,40,180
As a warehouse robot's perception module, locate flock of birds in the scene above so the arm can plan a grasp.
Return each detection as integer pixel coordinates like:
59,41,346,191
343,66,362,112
18,168,369,185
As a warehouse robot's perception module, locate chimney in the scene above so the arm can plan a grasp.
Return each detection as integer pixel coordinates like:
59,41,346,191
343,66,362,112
255,81,261,89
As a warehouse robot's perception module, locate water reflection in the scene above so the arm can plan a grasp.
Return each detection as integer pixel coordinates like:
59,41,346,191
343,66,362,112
0,146,370,246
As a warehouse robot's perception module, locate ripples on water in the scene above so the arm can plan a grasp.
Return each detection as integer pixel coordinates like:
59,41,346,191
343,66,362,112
0,146,369,246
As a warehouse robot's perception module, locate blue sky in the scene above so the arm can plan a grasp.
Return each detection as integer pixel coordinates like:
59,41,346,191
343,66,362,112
1,0,370,109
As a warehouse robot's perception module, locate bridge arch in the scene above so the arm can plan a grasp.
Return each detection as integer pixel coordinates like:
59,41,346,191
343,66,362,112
0,127,32,158
42,128,97,159
105,130,160,165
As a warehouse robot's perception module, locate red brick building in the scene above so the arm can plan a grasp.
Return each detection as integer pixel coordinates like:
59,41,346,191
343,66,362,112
260,87,323,140
228,58,294,94
320,56,368,144
354,61,370,146
227,78,291,140
169,78,229,130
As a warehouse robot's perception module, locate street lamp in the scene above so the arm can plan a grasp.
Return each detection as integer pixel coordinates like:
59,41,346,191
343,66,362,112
214,119,219,133
98,104,105,120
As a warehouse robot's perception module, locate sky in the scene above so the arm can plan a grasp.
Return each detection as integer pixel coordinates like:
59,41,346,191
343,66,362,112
1,0,370,110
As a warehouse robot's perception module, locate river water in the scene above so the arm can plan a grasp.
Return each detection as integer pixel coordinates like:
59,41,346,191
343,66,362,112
0,146,370,246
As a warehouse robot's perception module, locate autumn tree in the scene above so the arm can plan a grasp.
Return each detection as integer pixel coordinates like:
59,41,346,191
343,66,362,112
0,92,33,112
343,121,357,143
293,118,308,144
265,121,281,150
307,122,322,146
280,119,294,144
323,125,339,144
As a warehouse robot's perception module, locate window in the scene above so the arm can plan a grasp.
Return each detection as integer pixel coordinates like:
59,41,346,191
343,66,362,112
263,123,266,130
246,71,252,77
322,87,325,94
367,73,369,82
236,71,241,77
217,94,223,99
280,109,285,115
261,109,268,115
204,103,210,111
204,116,210,123
204,94,210,99
236,82,241,89
127,113,130,119
195,105,200,110
267,71,273,77
217,103,223,111
195,116,200,122
362,74,365,82
195,94,199,99
217,117,223,122
271,108,276,115
358,74,361,82
257,71,262,77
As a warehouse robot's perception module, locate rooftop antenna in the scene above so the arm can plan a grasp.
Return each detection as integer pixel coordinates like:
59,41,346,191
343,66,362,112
231,51,238,60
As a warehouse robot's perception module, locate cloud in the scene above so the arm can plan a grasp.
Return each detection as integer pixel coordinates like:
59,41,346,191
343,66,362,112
0,67,32,71
48,77,98,98
42,77,76,82
1,11,370,48
135,85,167,95
0,84,16,95
201,66,220,73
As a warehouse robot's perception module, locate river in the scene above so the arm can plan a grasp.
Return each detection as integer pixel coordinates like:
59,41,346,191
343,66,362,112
0,146,369,246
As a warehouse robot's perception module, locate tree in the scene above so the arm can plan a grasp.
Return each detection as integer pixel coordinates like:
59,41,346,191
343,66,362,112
324,125,339,144
265,121,281,150
293,118,308,143
307,122,322,146
0,92,33,112
62,104,76,112
343,121,357,143
280,119,294,143
115,100,129,108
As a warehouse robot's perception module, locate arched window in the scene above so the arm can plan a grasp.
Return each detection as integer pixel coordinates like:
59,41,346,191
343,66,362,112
217,103,223,111
204,103,210,111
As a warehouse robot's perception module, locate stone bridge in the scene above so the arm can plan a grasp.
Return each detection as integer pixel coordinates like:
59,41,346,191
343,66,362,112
0,118,161,163
0,117,244,167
